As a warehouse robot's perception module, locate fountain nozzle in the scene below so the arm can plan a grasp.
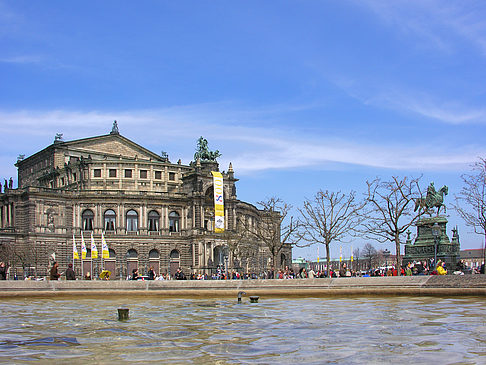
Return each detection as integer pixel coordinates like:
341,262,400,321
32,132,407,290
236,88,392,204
237,291,247,303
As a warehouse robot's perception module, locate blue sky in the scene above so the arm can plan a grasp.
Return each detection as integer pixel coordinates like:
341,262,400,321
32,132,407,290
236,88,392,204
1,1,486,259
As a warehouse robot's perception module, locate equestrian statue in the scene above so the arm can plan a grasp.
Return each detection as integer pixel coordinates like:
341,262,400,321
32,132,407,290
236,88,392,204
414,182,448,215
194,137,221,162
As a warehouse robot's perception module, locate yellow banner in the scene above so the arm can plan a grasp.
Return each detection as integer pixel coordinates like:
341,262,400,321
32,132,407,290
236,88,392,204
211,171,224,233
73,234,79,260
81,232,87,259
91,232,98,259
101,232,110,259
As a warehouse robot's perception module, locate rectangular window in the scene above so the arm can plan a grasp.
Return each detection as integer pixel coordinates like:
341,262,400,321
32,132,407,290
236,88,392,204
125,169,132,178
73,173,77,181
140,170,148,179
154,171,162,180
169,172,176,181
109,169,117,178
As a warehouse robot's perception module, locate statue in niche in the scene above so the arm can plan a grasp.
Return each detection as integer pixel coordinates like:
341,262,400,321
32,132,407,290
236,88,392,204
46,209,55,232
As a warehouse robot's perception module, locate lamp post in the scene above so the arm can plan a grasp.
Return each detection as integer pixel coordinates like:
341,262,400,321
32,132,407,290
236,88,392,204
383,249,390,267
431,222,441,268
223,245,229,279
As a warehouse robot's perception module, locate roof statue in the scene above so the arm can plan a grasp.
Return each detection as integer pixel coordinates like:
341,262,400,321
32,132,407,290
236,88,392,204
194,136,221,162
110,120,120,135
54,133,64,144
414,182,448,215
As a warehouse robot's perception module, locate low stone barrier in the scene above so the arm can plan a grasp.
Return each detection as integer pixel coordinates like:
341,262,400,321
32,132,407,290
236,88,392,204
0,275,485,298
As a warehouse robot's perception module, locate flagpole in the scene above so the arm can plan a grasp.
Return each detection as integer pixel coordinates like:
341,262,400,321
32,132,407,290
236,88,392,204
91,232,93,280
72,234,75,275
101,232,104,276
81,231,84,279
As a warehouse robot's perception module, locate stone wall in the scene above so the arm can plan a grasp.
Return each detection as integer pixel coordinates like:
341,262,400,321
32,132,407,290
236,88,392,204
0,275,485,298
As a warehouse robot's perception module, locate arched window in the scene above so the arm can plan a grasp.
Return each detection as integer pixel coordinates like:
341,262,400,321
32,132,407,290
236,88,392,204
108,248,116,258
213,245,228,267
148,210,160,232
169,211,180,232
126,210,138,232
82,209,94,231
170,249,180,259
104,209,116,231
149,249,160,259
127,249,138,259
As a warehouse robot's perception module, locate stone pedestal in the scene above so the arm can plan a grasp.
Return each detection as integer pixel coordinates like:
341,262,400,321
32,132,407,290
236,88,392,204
403,216,460,268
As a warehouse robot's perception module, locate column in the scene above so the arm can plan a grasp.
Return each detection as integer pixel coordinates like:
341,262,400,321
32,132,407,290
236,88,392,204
192,243,196,267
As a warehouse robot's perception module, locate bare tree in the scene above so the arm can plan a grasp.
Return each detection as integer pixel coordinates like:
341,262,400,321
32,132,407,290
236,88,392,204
222,220,259,273
298,190,365,272
245,197,300,269
0,241,36,278
363,176,423,274
361,243,377,269
454,157,486,271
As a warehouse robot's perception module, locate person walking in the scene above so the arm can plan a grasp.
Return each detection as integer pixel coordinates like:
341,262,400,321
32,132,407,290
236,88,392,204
0,262,7,280
436,261,448,275
147,266,155,280
50,262,61,280
175,267,185,280
131,268,139,280
65,263,76,280
339,263,347,277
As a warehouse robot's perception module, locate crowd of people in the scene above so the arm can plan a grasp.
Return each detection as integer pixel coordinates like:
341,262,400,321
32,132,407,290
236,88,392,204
0,259,484,281
122,260,484,280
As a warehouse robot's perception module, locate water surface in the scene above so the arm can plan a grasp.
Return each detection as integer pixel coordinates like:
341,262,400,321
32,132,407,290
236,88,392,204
0,296,485,364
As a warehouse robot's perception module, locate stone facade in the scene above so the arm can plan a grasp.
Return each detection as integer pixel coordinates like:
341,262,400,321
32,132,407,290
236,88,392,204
0,127,291,279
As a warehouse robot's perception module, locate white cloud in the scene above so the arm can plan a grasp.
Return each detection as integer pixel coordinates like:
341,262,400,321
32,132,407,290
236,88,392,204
329,76,486,125
372,91,486,125
0,55,44,64
1,106,483,175
359,0,486,56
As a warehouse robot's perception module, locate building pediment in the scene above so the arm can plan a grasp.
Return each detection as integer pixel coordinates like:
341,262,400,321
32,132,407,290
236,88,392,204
63,134,164,162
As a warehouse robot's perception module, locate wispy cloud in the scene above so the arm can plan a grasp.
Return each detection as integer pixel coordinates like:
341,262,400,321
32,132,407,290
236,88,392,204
329,75,486,125
369,91,486,125
0,106,483,175
359,0,486,56
0,55,44,64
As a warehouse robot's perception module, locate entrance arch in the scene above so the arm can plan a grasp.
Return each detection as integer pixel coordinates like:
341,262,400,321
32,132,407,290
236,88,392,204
169,249,180,278
104,248,116,280
213,245,228,270
149,249,160,276
126,248,138,278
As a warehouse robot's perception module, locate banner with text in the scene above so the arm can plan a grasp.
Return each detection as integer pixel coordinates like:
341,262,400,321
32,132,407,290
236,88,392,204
81,232,87,259
211,171,224,233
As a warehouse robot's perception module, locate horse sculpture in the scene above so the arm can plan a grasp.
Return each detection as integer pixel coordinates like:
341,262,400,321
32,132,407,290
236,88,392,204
194,136,221,162
414,184,448,215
